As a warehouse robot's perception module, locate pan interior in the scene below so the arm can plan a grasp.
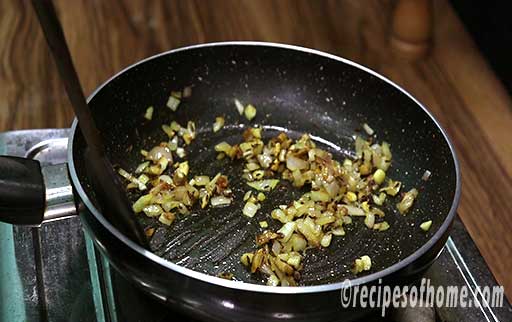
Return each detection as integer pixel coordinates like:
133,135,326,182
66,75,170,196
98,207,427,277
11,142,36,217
73,44,457,285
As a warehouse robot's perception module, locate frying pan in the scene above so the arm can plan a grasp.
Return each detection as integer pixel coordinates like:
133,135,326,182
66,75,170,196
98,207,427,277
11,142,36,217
0,42,460,321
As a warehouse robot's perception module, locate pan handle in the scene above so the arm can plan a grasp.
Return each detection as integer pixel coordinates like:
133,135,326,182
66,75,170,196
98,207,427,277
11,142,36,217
0,156,76,225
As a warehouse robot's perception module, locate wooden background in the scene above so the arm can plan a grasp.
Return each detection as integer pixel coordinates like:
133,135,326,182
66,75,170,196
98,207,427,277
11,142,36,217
1,0,511,299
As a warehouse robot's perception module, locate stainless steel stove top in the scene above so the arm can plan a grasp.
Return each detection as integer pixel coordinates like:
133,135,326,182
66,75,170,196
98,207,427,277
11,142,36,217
1,129,511,322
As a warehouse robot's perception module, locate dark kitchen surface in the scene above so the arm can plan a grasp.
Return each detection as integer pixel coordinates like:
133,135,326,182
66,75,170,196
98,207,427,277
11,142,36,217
1,129,511,322
0,0,511,303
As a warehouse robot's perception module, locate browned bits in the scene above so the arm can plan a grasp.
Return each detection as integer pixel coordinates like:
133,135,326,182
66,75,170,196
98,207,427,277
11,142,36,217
256,231,284,246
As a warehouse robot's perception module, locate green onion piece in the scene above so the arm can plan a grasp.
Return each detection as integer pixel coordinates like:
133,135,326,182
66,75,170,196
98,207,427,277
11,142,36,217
247,179,279,192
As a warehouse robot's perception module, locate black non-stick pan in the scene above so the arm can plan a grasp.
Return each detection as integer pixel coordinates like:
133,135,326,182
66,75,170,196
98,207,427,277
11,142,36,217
0,42,460,322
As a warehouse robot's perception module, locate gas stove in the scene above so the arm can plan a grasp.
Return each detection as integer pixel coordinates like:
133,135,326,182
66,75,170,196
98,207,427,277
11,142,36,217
1,128,511,322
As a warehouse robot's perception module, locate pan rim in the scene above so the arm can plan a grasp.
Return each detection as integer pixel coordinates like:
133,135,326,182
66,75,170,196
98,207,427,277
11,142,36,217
68,41,461,294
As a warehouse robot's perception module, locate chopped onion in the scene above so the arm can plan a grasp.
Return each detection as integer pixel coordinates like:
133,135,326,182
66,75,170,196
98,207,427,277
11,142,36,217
240,253,253,266
144,106,154,120
247,179,279,192
147,146,173,162
168,136,178,151
159,212,176,226
234,99,244,115
243,201,259,218
372,192,386,206
215,141,232,153
132,194,153,213
143,204,163,217
118,168,147,190
373,169,386,185
397,188,419,214
244,104,257,121
323,181,340,198
182,86,192,98
176,147,186,158
374,221,390,231
352,255,372,274
158,175,173,184
213,116,225,132
364,213,375,228
286,155,308,171
287,253,302,269
420,220,432,231
380,179,401,196
135,161,150,174
362,123,374,136
277,222,296,243
340,204,365,216
193,175,210,186
422,170,432,181
166,95,181,111
210,196,232,207
310,190,330,202
138,174,150,185
320,233,332,247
